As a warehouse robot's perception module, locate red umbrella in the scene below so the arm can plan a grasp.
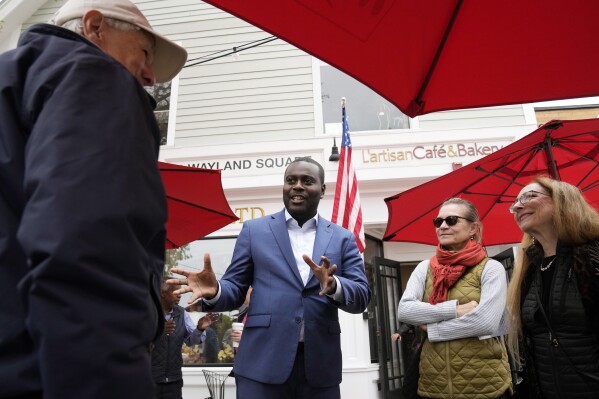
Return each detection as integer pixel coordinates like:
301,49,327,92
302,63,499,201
159,162,238,249
383,119,599,246
202,0,599,117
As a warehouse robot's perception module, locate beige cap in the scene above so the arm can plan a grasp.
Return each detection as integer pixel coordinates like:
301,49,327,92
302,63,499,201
50,0,187,83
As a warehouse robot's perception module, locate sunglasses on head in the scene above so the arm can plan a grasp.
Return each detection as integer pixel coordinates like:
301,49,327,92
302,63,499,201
432,215,472,228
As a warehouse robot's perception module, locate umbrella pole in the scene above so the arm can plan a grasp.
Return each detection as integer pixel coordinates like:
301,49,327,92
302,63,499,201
543,135,560,180
408,0,464,116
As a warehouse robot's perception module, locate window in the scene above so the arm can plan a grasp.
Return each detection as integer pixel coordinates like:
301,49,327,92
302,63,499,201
145,75,180,146
166,237,241,366
147,81,171,145
522,96,599,126
534,104,599,126
316,60,409,134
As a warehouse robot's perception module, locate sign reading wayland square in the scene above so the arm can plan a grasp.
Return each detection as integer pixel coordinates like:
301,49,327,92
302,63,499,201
184,154,322,175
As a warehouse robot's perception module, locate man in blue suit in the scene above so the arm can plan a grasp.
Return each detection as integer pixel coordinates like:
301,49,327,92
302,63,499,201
170,157,370,399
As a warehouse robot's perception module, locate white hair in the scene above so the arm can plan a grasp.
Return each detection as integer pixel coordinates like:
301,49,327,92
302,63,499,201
58,17,140,35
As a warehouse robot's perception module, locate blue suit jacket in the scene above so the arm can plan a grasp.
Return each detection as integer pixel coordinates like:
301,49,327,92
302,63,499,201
205,210,370,387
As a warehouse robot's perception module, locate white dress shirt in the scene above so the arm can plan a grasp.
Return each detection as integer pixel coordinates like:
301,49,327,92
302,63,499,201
285,210,317,286
205,210,343,342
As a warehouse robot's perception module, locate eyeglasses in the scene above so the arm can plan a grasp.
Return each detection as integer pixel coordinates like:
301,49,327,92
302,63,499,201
432,216,472,228
509,190,550,213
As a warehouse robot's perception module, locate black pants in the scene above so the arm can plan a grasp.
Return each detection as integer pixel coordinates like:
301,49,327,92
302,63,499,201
155,379,183,399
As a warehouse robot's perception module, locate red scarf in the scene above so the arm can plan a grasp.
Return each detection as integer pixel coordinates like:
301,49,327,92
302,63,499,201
428,240,487,305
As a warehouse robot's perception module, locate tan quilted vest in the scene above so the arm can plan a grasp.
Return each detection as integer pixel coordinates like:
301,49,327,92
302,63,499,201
418,258,512,399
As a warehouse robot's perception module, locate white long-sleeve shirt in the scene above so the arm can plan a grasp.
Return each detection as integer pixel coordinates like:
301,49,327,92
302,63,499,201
397,258,507,342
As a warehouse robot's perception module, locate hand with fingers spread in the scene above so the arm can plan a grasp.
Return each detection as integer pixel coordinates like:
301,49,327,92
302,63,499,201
167,253,218,304
302,254,337,296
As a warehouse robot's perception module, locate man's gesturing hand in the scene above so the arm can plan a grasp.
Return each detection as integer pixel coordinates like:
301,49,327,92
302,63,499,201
167,253,218,304
302,254,337,296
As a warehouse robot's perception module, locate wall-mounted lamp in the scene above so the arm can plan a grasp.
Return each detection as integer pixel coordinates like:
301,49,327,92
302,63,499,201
329,138,340,161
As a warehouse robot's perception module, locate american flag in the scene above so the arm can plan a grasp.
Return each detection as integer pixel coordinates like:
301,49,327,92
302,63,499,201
331,99,365,253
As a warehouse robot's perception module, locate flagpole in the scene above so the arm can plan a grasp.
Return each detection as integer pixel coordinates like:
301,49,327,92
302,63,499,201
331,97,365,253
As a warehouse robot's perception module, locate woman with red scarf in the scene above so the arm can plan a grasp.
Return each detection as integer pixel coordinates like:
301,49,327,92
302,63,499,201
398,198,512,399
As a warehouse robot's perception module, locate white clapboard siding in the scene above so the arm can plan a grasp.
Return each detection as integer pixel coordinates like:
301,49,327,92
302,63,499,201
419,105,527,130
139,0,316,146
21,0,64,28
21,0,316,148
170,2,316,146
22,0,527,147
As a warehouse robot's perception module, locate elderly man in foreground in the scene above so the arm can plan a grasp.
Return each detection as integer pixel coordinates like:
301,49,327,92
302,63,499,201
0,0,187,397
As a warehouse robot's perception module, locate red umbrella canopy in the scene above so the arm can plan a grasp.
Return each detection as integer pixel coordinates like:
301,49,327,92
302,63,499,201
202,0,599,117
159,162,238,249
383,119,599,246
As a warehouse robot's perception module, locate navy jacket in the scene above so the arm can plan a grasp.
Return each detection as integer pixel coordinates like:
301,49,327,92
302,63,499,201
0,24,167,398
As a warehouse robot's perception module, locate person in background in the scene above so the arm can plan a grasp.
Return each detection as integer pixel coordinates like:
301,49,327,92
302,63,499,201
0,0,187,397
221,287,252,377
391,322,419,367
398,198,512,399
202,324,220,364
506,177,599,399
393,322,422,399
391,322,412,342
168,157,370,399
222,286,252,352
231,286,253,349
153,277,218,399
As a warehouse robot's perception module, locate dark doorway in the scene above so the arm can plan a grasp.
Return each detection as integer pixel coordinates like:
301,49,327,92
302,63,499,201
373,256,403,399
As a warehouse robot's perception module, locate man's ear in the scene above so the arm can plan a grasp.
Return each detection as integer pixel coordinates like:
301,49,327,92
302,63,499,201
321,183,326,198
81,10,105,44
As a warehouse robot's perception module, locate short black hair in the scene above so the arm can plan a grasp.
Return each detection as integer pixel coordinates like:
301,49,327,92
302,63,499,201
287,157,325,183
